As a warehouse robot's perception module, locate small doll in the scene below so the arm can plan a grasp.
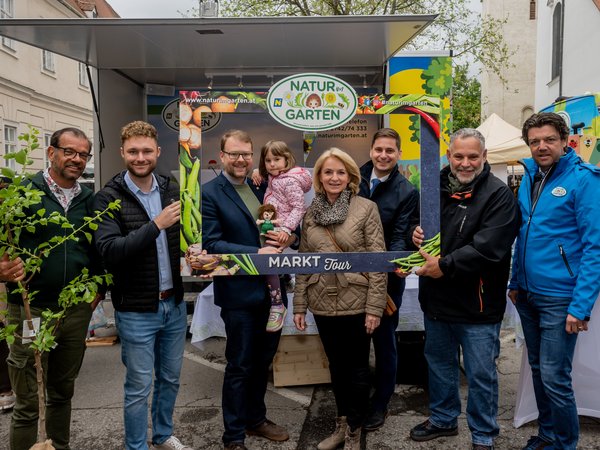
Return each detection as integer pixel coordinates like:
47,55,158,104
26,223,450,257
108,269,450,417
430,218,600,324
256,204,281,236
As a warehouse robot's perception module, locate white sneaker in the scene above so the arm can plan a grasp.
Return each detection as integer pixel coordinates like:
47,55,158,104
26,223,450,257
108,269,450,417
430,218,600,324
0,391,16,411
153,435,193,450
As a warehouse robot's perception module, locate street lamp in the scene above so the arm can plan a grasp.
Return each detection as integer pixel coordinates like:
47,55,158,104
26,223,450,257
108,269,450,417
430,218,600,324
199,0,219,17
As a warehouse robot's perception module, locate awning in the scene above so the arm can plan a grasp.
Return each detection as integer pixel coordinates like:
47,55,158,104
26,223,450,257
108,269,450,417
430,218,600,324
477,113,531,164
0,15,436,88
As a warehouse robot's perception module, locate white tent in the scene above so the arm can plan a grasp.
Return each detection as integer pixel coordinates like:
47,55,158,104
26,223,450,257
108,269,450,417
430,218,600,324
477,113,531,164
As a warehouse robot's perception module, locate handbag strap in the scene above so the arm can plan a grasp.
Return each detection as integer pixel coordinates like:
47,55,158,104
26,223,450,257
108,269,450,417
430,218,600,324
325,226,370,281
324,226,343,252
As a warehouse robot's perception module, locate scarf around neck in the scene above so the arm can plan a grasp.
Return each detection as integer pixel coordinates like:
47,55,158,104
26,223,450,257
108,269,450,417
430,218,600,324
448,171,475,194
311,188,352,226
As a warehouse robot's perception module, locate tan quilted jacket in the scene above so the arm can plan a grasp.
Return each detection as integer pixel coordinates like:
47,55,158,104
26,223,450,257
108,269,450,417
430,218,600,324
293,195,387,317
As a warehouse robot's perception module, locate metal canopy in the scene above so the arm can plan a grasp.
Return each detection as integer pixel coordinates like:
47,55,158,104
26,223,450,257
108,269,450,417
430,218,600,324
0,15,435,88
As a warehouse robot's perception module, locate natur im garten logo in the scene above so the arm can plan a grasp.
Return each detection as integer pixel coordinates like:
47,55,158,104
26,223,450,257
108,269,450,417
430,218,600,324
267,73,358,131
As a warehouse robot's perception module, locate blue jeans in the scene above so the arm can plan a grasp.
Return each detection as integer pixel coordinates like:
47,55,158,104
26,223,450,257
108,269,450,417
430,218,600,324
515,291,579,450
424,316,501,447
220,303,281,445
115,297,187,450
370,275,405,412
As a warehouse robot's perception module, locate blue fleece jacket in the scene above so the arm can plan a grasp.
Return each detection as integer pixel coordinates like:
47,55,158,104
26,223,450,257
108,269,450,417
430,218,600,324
509,148,600,320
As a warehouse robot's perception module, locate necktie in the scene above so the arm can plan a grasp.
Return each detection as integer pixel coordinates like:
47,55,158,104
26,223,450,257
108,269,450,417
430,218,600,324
370,178,381,196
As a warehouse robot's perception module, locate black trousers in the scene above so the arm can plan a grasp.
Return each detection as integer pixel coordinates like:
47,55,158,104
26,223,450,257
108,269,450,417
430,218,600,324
315,313,371,430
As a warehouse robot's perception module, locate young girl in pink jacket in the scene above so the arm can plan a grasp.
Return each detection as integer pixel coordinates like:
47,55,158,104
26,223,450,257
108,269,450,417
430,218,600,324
254,140,312,332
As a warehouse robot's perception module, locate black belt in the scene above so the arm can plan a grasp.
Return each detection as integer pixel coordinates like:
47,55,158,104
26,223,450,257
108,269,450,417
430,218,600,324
159,289,174,300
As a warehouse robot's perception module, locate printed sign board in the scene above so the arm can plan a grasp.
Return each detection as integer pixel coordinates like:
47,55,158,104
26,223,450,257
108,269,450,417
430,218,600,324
267,73,358,131
176,73,443,277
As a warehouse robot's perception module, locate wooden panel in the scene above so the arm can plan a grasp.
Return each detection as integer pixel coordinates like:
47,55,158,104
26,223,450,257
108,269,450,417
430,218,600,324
273,334,331,387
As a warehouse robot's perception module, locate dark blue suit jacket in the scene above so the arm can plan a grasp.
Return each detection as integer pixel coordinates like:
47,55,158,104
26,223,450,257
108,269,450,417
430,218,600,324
202,173,271,309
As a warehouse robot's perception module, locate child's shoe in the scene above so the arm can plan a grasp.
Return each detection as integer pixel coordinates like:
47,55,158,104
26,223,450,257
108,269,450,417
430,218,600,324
266,303,286,332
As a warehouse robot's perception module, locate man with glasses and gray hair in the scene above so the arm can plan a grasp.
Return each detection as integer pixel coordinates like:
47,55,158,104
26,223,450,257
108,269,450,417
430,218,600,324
0,127,104,450
202,130,297,450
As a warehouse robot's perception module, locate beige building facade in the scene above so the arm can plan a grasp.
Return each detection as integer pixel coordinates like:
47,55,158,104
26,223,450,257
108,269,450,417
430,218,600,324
481,0,537,128
534,0,600,109
0,0,117,173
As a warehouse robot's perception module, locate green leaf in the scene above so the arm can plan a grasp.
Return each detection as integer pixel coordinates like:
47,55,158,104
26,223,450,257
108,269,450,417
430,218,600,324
37,208,46,217
1,168,15,178
88,222,98,231
14,150,28,166
84,232,92,244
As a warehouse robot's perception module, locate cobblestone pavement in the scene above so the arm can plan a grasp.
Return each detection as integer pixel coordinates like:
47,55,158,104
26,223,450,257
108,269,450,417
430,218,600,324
1,329,599,449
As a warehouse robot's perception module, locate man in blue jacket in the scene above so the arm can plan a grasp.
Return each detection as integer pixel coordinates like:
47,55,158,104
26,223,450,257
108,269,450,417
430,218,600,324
508,112,600,450
357,128,419,431
202,130,295,450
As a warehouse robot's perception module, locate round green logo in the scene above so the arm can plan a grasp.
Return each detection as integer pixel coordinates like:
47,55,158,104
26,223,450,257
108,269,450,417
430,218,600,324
267,73,358,131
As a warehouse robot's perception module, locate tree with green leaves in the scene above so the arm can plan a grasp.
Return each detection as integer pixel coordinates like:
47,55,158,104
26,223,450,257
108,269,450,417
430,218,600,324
451,63,481,130
0,127,119,448
184,0,513,81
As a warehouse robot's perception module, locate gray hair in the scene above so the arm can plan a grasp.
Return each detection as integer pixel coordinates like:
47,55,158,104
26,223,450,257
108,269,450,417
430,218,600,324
449,128,485,152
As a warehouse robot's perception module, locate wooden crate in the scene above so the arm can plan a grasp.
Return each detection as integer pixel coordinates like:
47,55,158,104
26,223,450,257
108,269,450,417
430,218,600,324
273,334,331,387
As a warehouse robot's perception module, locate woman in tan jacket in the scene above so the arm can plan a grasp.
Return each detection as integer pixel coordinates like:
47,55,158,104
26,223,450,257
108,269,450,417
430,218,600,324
293,148,387,450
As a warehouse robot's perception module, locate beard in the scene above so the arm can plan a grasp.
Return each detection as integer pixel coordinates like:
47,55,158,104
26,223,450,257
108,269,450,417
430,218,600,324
127,161,155,178
452,166,483,185
224,162,250,180
53,161,84,181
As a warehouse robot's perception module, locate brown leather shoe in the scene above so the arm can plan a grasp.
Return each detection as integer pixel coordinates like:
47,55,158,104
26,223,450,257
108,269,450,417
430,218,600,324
246,419,289,441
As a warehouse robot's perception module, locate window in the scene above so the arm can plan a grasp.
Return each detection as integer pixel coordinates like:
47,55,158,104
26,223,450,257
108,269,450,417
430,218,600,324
522,106,534,124
44,133,52,168
530,1,536,20
78,62,89,88
42,50,56,73
0,0,15,50
3,124,17,169
551,2,563,80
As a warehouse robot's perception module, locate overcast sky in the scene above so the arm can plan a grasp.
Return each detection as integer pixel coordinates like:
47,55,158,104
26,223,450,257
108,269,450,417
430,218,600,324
108,0,480,18
108,0,199,18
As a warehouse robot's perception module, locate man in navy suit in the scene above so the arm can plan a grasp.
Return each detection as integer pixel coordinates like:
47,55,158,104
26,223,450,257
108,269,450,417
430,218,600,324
202,130,295,450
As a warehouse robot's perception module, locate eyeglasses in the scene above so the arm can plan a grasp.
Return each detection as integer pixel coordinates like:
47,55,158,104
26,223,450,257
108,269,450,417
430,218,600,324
528,136,560,149
222,150,253,161
54,146,92,161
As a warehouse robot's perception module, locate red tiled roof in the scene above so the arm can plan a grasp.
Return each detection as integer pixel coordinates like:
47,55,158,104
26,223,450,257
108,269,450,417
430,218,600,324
62,0,85,15
63,0,120,18
91,0,120,18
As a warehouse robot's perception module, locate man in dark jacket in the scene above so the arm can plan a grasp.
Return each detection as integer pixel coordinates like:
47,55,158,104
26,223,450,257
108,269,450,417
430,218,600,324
94,121,190,450
357,128,419,431
202,130,295,450
408,128,519,450
0,128,103,450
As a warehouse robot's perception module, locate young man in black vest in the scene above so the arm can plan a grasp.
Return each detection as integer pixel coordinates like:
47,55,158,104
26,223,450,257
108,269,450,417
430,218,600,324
94,121,190,450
